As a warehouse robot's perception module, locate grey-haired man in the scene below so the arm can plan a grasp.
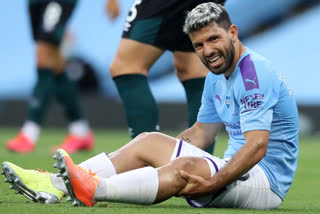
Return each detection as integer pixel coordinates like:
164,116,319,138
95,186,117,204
2,2,298,210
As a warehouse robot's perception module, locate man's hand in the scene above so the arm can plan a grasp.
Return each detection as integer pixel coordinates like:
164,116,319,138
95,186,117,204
105,0,120,20
177,170,213,199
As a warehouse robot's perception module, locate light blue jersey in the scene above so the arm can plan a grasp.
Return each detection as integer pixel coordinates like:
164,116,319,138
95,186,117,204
198,48,299,200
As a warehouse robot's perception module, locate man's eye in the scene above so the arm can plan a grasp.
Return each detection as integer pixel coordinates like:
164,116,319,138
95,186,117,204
209,36,218,42
194,44,202,49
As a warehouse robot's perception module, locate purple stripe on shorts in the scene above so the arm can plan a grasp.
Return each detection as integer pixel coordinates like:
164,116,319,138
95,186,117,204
185,188,227,208
176,139,183,158
185,157,228,208
186,198,199,208
204,157,219,173
239,55,259,91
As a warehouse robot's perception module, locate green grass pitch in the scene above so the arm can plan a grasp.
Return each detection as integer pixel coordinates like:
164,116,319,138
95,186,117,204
0,127,319,214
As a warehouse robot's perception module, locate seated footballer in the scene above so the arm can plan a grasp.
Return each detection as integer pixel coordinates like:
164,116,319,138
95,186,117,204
2,2,298,210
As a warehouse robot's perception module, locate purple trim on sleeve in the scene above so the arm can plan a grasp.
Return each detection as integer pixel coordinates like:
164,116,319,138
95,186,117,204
204,157,219,173
176,139,183,158
239,55,259,91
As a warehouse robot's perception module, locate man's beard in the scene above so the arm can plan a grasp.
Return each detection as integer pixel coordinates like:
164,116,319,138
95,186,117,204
207,39,235,75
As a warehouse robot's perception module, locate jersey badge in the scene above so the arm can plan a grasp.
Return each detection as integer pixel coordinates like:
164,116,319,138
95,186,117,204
225,95,231,109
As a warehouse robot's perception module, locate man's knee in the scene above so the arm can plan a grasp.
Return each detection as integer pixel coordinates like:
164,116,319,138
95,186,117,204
110,56,124,77
170,157,198,173
135,132,153,140
132,132,176,158
159,157,200,189
173,57,188,79
110,57,148,77
168,156,212,181
134,132,163,144
111,39,163,77
173,52,208,81
36,42,63,70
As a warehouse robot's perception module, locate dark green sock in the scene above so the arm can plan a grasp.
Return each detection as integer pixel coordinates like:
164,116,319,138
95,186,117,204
182,78,215,154
55,72,83,122
113,74,159,138
27,68,56,125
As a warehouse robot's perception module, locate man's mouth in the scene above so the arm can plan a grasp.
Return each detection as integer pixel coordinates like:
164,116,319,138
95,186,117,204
208,54,223,68
208,55,220,63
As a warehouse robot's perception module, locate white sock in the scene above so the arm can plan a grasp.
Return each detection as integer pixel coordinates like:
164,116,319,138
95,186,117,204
78,152,117,178
21,121,40,143
51,153,117,195
68,120,90,137
94,166,159,205
50,174,68,195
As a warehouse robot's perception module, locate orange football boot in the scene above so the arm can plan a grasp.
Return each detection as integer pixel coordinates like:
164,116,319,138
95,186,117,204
54,149,100,206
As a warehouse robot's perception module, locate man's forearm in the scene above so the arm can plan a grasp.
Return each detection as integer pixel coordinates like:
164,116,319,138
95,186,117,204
177,128,197,144
177,122,221,149
177,127,208,149
207,137,267,193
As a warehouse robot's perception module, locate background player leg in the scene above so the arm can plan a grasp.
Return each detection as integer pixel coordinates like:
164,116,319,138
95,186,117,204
174,51,215,154
53,69,94,153
6,0,93,153
6,42,59,153
111,39,164,138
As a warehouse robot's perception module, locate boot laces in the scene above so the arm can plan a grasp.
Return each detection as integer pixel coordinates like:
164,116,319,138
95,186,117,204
34,168,49,173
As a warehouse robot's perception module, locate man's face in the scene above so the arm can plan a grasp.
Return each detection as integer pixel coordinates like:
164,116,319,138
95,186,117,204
190,22,235,75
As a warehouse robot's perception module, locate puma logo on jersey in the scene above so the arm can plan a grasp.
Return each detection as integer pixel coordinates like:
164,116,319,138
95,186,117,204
215,95,221,105
239,55,260,91
245,78,257,85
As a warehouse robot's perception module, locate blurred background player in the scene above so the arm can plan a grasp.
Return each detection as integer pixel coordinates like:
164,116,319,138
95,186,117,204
6,0,94,154
110,0,226,154
105,0,120,20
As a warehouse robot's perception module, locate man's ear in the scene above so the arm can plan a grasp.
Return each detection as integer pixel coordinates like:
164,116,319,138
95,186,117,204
229,24,238,43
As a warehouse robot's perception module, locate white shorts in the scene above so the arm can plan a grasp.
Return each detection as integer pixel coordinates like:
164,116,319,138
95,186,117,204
170,139,282,210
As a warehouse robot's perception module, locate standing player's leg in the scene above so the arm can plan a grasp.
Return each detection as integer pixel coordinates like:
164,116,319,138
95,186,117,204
6,0,94,153
6,1,62,153
174,51,215,154
47,1,94,153
53,68,95,154
110,39,164,138
110,0,177,139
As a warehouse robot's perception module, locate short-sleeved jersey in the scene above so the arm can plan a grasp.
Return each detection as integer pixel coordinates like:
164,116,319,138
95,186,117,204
198,48,299,200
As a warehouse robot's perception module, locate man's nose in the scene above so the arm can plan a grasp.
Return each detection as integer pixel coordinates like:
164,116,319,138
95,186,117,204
203,43,213,57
